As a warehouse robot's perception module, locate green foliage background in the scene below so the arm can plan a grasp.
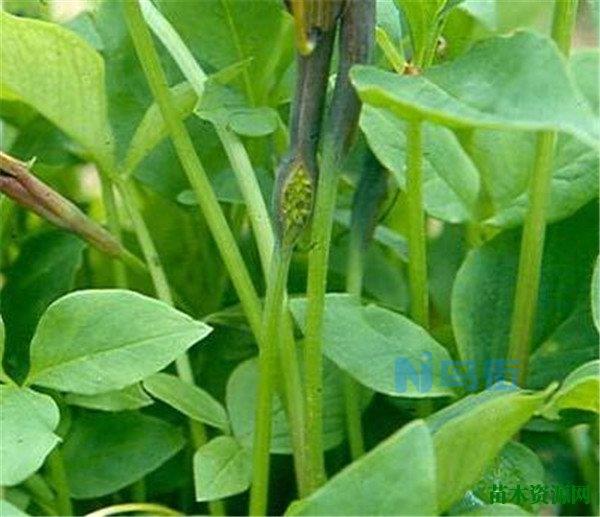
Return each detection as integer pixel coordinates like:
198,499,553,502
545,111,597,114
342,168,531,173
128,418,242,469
0,0,598,516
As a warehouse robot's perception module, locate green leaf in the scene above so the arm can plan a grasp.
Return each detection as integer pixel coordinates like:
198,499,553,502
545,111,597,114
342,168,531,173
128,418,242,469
328,233,409,312
177,166,273,206
377,0,403,45
286,420,437,516
0,231,85,382
351,32,599,147
155,0,293,105
227,107,278,137
193,436,251,502
0,12,114,165
527,303,598,389
0,499,29,517
27,290,212,395
475,130,598,228
474,52,599,228
427,385,550,512
452,206,598,388
360,105,480,223
87,0,201,197
65,384,153,412
394,0,445,64
140,0,208,97
290,294,456,398
571,50,599,115
65,11,105,51
194,80,279,136
123,81,198,175
592,257,599,331
472,442,544,512
226,358,360,453
0,386,60,486
139,0,279,154
541,360,600,419
143,373,229,432
62,411,185,499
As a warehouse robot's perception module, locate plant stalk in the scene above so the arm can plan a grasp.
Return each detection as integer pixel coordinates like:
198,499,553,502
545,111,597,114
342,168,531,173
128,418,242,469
249,247,291,516
507,0,578,385
405,120,429,329
46,448,73,517
99,174,128,288
303,0,375,491
303,144,338,489
375,26,405,74
342,373,365,459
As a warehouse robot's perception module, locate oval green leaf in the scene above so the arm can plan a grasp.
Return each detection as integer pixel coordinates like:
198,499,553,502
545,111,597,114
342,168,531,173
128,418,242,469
193,436,251,502
226,358,360,453
287,420,437,516
351,32,599,147
65,384,153,412
427,385,550,512
0,12,114,165
62,411,185,499
27,290,212,395
541,360,600,419
0,386,60,486
290,294,456,398
143,373,229,432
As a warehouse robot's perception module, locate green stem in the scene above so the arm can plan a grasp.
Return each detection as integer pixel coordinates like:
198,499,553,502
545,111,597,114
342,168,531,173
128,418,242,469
46,448,73,516
344,240,365,459
220,133,310,493
551,0,579,56
116,179,173,304
249,247,291,516
22,475,57,516
124,3,294,511
0,196,14,266
507,0,578,385
375,26,405,74
406,120,433,418
303,145,338,490
406,120,429,329
302,0,376,476
215,126,274,272
99,174,128,288
342,375,365,459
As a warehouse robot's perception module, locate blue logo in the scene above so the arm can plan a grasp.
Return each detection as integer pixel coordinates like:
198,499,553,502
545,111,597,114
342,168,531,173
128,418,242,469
394,352,522,393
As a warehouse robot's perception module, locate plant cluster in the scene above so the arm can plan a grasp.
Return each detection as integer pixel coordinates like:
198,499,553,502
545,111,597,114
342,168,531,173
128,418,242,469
0,0,598,516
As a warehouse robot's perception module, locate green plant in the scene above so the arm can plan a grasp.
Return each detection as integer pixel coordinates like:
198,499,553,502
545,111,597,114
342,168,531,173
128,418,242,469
0,0,598,516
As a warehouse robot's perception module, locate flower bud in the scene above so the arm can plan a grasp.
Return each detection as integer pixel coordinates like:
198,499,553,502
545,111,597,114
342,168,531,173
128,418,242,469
273,153,315,247
0,152,142,269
